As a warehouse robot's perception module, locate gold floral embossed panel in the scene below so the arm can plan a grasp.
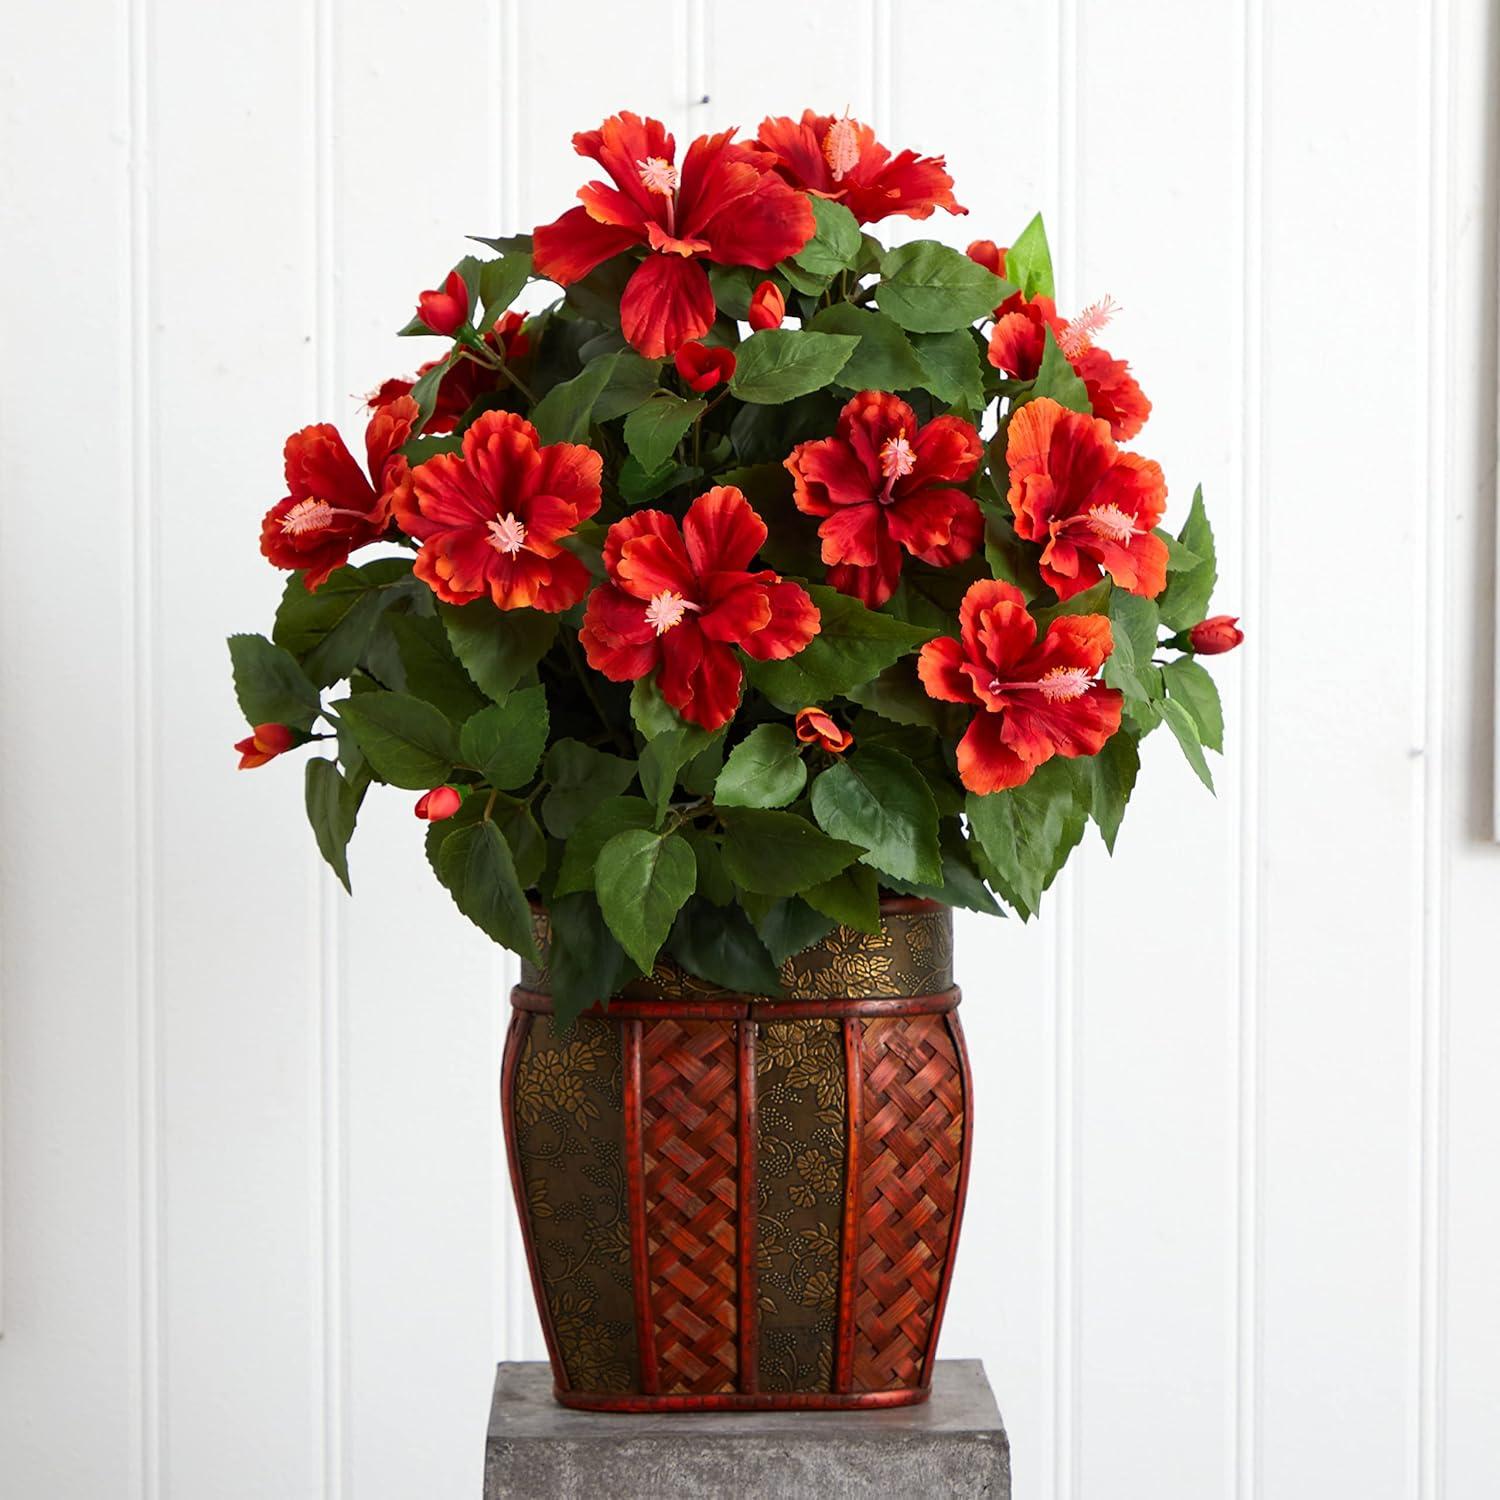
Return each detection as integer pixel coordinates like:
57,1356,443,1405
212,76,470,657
512,1016,637,1392
754,1017,846,1392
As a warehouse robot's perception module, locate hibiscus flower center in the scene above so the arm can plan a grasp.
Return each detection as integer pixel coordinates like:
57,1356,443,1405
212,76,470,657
280,498,335,535
988,664,1097,703
1076,502,1139,544
822,113,861,182
644,589,701,635
877,430,916,502
486,512,528,556
637,155,680,237
1056,295,1119,360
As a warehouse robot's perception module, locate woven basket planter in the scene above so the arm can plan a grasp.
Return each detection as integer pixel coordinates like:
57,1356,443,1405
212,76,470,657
501,897,973,1412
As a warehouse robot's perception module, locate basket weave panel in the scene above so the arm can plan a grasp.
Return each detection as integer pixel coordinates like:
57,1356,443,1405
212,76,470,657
640,1018,739,1394
851,1015,965,1391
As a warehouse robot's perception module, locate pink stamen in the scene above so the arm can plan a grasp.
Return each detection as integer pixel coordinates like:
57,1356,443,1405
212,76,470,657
1057,295,1119,359
1082,502,1139,544
877,429,916,503
280,498,334,535
987,665,1097,703
823,111,861,182
644,590,701,636
637,155,679,238
486,512,527,556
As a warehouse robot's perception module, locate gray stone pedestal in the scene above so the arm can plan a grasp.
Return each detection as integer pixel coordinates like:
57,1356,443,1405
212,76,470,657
484,1359,1010,1499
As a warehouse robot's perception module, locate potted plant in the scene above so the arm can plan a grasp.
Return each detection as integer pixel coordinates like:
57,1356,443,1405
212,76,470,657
229,108,1241,1411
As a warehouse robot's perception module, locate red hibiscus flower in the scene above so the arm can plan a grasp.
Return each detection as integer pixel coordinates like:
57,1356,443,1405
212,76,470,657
532,112,815,359
753,110,966,225
987,291,1151,442
580,486,820,731
235,722,295,770
260,396,418,591
918,579,1122,794
398,410,601,612
795,706,852,754
369,311,531,436
674,340,735,392
784,391,983,608
1005,397,1169,603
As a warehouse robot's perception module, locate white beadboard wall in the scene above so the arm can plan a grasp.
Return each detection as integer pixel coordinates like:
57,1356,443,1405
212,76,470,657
2,2,1498,1497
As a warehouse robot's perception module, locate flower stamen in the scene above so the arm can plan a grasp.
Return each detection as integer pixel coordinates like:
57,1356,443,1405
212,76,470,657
1057,295,1119,360
1082,502,1139,544
486,512,528,556
644,590,701,635
988,664,1097,703
877,429,916,502
822,110,861,182
637,156,679,195
280,498,335,535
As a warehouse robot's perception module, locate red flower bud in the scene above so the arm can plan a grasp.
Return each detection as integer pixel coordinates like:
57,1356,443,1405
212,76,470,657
1188,615,1244,655
674,340,736,393
795,706,853,755
414,786,462,821
966,239,1008,279
747,280,785,332
416,270,469,337
235,722,295,770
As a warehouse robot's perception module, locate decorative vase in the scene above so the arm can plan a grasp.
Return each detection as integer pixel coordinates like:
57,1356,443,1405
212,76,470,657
501,897,973,1412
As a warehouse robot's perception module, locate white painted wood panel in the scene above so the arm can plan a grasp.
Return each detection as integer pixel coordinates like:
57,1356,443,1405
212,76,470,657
3,2,1500,1497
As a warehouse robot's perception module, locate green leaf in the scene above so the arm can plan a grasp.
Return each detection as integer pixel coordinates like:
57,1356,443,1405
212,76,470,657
1161,697,1216,791
595,828,696,973
685,828,735,905
388,613,490,722
630,675,696,739
668,899,784,995
546,892,629,1027
875,241,1009,332
1162,657,1223,754
809,747,942,884
439,599,558,702
882,822,1003,916
273,560,423,689
228,633,321,731
1005,212,1055,300
459,685,549,788
332,690,459,789
791,196,862,279
801,862,881,934
478,252,531,323
622,393,705,473
554,796,657,897
491,794,547,888
966,759,1090,920
745,585,932,709
593,351,663,422
911,329,987,411
729,330,859,404
639,726,715,824
531,352,619,443
304,757,361,894
409,353,455,429
709,264,767,321
1158,487,1218,631
719,808,863,897
434,819,540,962
1086,729,1141,854
848,660,948,730
714,725,807,810
1024,327,1091,414
754,898,836,965
807,304,928,392
540,739,638,837
1101,590,1161,702
618,455,702,506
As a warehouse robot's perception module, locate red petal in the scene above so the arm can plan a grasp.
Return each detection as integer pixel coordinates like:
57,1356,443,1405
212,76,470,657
525,439,603,527
1075,345,1152,441
573,112,675,222
836,391,920,479
659,626,743,731
754,114,832,194
524,548,593,614
739,580,820,661
957,579,1029,664
365,395,419,479
533,205,642,286
701,173,816,268
618,255,716,358
284,424,375,511
884,488,975,559
786,435,875,516
1001,685,1123,764
699,582,771,644
907,415,982,489
918,636,977,705
602,508,682,577
840,147,966,225
817,502,884,568
956,712,1034,794
683,485,767,575
580,584,659,680
912,493,983,568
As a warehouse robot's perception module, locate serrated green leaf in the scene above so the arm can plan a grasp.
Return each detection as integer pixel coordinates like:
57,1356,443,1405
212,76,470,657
530,352,619,443
439,599,558,702
1162,657,1223,754
801,862,882,933
809,747,942,884
478,252,531,324
719,808,863,897
875,241,1009,332
388,612,490,722
434,819,539,962
668,899,783,995
639,725,715,824
554,796,657,897
754,898,836,966
409,353,455,429
593,351,663,422
595,828,696,973
546,892,629,1027
807,304,927,392
729,330,859,404
623,393,704,473
1005,212,1055,299
1023,328,1091,414
459,685,549,788
540,739,637,837
1086,729,1141,854
273,560,424,689
966,759,1089,920
881,822,1003,916
304,757,361,894
791,196,862,279
714,724,807,810
332,690,458,789
228,633,321,731
1157,487,1218,631
911,329,987,411
744,585,932,709
1160,697,1215,791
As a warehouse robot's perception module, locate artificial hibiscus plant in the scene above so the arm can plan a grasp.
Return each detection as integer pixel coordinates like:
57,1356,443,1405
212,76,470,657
230,108,1240,1023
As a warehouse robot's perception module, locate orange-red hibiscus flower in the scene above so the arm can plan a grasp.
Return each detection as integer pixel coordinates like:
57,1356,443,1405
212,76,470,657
532,112,815,359
1005,397,1169,603
987,291,1151,442
580,486,820,731
784,391,983,608
918,579,1122,794
260,396,418,591
795,706,852,754
398,410,601,612
753,110,966,225
369,311,530,436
